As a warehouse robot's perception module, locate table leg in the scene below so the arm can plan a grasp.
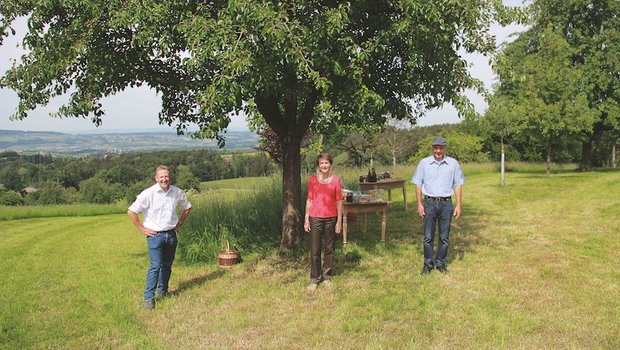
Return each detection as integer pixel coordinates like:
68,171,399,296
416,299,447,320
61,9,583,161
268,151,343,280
342,211,348,244
363,213,367,234
402,185,408,211
381,208,387,242
388,189,392,201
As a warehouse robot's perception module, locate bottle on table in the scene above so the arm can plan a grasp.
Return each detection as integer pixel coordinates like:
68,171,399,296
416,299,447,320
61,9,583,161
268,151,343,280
370,168,377,182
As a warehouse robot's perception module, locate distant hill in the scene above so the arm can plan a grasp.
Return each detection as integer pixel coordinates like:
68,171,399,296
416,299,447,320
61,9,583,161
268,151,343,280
0,129,259,156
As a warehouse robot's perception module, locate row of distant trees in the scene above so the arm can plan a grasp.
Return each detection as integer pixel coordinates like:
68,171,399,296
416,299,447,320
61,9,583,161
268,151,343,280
0,149,274,205
2,114,618,206
299,119,617,173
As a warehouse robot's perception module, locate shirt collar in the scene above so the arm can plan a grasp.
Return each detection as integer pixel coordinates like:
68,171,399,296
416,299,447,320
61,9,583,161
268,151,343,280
429,156,448,165
153,183,170,193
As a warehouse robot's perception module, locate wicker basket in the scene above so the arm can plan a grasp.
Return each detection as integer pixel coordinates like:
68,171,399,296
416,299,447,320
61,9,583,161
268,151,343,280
218,241,240,268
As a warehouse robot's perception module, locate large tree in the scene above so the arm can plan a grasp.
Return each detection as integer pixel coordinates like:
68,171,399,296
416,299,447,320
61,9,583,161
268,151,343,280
529,0,620,170
490,26,598,175
0,0,519,252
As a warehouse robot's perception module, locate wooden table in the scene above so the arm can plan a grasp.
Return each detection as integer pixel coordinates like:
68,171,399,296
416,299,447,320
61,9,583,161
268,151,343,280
341,201,391,244
358,178,408,210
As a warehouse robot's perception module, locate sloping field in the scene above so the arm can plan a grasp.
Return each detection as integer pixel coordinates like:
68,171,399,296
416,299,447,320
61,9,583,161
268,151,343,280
1,169,619,349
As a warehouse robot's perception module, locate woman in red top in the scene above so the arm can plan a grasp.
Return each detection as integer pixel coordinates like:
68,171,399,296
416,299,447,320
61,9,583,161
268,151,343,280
304,153,343,292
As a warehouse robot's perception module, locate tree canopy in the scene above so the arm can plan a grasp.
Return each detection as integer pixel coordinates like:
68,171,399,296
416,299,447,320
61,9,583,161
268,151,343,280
490,25,597,175
1,0,521,252
485,0,620,172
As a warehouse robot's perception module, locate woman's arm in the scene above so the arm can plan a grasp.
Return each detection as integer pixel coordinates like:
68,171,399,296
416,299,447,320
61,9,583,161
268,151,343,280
335,199,342,234
304,199,312,233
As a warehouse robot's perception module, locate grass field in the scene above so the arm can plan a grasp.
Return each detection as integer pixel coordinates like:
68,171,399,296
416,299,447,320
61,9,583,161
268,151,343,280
1,165,619,349
0,202,128,221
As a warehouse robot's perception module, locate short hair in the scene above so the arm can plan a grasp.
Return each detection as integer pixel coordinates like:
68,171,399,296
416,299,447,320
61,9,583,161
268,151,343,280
315,152,333,166
154,165,172,177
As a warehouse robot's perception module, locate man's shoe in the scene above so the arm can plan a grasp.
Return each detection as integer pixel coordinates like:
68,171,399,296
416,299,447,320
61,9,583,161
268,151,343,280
143,299,155,310
437,265,449,274
306,283,318,292
420,266,432,275
322,279,333,289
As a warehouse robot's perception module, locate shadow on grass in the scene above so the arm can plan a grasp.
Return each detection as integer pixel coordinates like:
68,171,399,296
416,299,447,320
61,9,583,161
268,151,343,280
250,200,495,279
171,269,226,296
448,206,494,264
330,201,493,269
129,252,148,259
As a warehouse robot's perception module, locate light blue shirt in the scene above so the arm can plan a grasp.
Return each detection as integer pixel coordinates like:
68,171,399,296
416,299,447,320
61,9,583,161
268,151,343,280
411,155,465,197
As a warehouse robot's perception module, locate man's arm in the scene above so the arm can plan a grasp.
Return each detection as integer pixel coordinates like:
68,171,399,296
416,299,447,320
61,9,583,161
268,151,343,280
174,208,191,231
127,210,156,237
453,185,462,219
415,185,425,218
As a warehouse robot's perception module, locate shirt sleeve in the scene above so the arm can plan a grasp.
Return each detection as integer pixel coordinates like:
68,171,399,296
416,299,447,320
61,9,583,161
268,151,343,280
177,189,192,210
307,176,316,201
453,162,465,187
411,160,425,185
127,190,147,213
335,176,343,201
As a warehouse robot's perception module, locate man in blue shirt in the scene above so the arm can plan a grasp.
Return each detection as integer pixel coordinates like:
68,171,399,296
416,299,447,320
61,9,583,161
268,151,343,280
411,136,465,275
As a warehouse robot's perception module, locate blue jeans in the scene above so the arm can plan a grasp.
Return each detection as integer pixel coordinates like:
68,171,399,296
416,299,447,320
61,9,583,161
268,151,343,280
423,199,453,268
144,230,178,301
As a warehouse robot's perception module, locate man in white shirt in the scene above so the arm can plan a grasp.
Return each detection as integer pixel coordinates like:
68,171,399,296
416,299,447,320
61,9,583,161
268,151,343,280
128,165,192,310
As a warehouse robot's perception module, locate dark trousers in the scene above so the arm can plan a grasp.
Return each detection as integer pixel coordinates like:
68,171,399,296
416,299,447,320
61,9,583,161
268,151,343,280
309,217,337,284
423,199,453,268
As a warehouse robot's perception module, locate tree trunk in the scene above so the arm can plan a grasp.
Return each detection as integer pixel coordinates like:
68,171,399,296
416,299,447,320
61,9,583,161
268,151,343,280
255,86,317,255
612,141,617,168
580,138,593,171
278,135,303,254
546,140,552,176
500,138,506,186
391,150,397,174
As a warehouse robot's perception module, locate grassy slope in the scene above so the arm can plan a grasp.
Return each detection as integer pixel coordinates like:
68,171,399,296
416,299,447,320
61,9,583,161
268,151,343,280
1,169,619,349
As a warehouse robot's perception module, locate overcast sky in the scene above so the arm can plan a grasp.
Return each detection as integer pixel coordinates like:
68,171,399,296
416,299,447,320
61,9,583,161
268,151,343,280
0,2,526,134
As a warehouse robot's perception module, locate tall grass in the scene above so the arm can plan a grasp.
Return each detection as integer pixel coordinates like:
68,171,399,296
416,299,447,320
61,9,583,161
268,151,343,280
0,202,127,221
179,175,284,264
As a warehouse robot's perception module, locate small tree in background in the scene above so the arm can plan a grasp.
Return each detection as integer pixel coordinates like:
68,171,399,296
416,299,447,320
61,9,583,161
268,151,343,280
0,167,23,192
175,165,201,192
410,133,486,164
373,118,415,171
79,177,119,204
28,181,68,205
0,190,24,206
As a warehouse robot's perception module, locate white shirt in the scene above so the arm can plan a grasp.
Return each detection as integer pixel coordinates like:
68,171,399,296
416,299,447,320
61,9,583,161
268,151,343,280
128,183,192,231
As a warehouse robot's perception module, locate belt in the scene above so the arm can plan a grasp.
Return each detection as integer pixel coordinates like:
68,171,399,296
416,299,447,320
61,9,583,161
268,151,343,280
158,229,177,234
425,196,451,201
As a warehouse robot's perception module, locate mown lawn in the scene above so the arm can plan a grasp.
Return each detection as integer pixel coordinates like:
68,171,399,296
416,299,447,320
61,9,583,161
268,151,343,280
1,168,619,349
